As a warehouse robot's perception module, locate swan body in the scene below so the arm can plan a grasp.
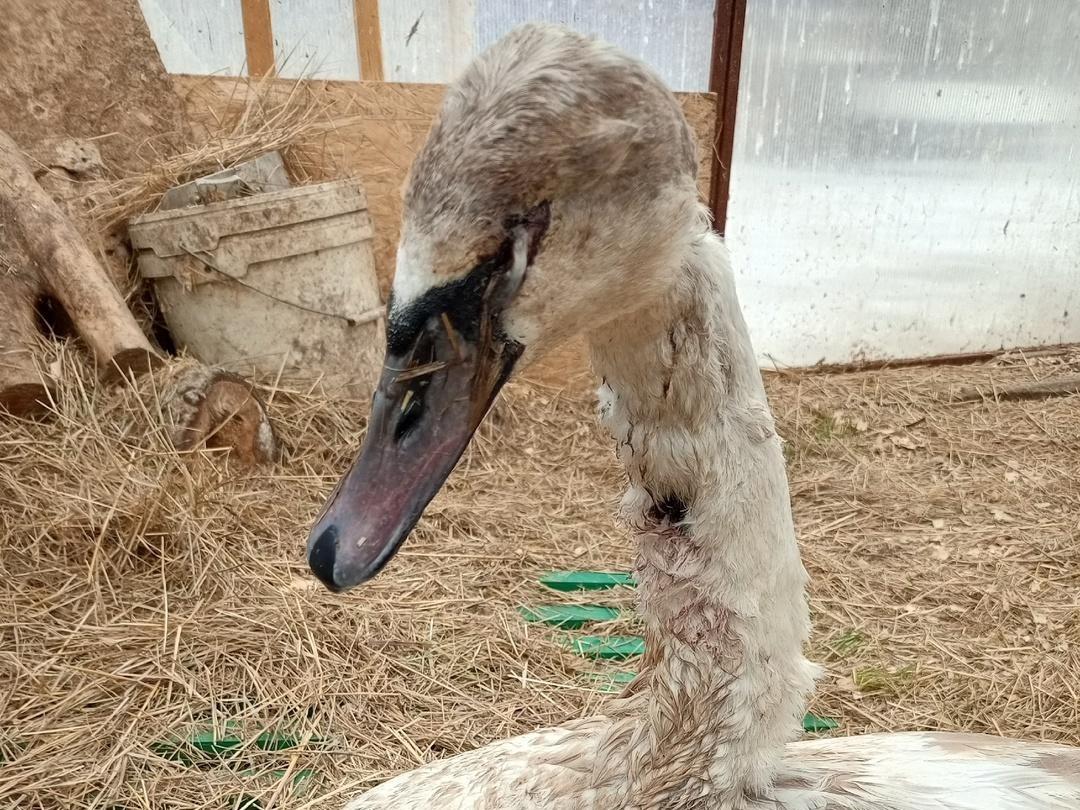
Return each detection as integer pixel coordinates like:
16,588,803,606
308,23,1080,810
348,727,1080,809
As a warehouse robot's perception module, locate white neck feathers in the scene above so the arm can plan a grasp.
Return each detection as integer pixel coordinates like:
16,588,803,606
587,229,819,807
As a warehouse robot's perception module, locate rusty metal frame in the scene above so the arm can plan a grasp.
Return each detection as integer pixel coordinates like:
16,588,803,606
708,0,748,235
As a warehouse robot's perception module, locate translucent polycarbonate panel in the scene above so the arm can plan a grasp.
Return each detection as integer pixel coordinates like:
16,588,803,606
139,1,713,88
139,0,360,77
727,0,1080,366
270,0,360,80
474,0,715,91
139,0,248,75
380,1,476,83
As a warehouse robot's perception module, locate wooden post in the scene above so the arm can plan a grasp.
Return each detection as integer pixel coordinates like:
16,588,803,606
354,0,384,80
241,0,275,77
708,0,748,236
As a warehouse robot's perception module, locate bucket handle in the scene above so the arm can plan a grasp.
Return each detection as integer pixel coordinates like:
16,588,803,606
180,246,384,328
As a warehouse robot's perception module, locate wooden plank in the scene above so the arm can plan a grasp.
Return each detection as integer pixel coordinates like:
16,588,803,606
708,0,747,235
353,0,384,81
240,0,275,77
952,375,1080,403
766,342,1080,377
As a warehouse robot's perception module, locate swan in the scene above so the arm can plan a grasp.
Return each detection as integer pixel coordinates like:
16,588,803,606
305,23,1080,810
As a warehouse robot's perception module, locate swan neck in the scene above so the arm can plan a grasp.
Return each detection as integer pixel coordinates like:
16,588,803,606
587,230,817,806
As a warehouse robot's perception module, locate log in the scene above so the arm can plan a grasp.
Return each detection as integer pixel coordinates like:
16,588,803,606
0,129,158,381
0,203,52,416
953,375,1080,403
0,271,52,417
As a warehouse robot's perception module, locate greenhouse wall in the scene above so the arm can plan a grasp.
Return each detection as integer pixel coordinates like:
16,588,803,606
139,0,1080,365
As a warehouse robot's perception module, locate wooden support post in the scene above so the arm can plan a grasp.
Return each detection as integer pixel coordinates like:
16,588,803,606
708,0,747,236
354,0,384,81
241,0,275,77
0,130,157,382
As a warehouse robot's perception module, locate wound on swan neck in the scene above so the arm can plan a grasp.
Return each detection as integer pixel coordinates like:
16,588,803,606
648,493,688,526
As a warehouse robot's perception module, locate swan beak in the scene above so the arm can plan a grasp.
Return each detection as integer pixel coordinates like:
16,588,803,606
307,309,521,592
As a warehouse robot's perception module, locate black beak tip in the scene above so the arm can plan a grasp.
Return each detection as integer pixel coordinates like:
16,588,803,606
308,524,341,592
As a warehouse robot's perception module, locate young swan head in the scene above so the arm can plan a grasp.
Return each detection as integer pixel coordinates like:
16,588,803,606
308,24,701,591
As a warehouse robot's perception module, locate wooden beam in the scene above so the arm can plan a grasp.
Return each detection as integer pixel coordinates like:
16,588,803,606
354,0,384,81
953,375,1080,403
762,342,1080,377
707,0,747,236
241,0,275,77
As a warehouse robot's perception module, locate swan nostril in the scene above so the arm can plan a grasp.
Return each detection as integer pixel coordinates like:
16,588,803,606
308,525,340,590
394,389,425,442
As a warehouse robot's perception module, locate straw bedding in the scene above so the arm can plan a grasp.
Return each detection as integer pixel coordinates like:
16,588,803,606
1,340,1078,809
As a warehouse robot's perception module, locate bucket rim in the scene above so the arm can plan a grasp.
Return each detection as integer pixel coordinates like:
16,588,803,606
129,178,366,229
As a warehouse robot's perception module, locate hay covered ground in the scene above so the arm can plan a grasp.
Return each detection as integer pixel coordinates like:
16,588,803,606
1,344,1079,809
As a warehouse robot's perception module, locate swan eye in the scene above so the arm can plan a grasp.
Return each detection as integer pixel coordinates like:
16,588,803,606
491,200,550,308
490,233,528,309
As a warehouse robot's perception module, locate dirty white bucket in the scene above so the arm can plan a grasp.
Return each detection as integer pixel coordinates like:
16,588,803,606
129,180,384,397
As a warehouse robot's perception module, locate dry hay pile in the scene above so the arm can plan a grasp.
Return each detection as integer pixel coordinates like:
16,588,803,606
773,349,1080,743
1,343,1079,808
87,77,342,235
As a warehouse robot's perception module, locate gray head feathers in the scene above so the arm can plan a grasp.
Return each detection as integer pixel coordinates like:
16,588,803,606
405,24,698,235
